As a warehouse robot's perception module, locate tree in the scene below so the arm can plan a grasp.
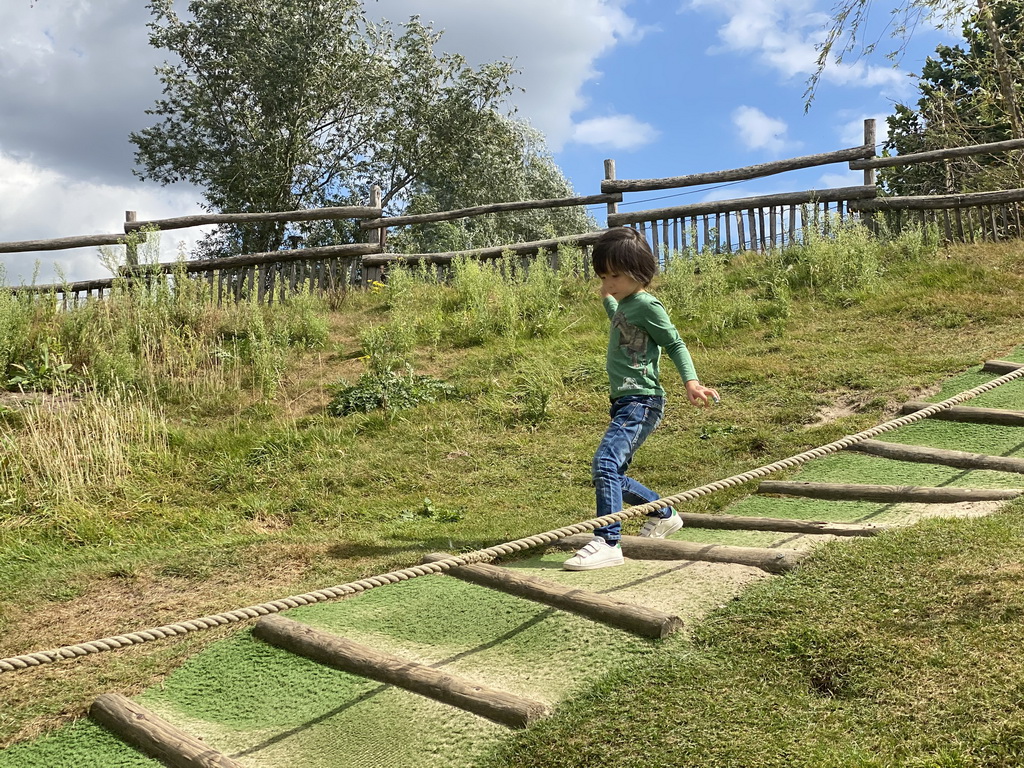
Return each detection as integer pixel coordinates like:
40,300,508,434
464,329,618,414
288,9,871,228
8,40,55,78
385,117,596,254
131,0,520,255
879,0,1024,194
808,0,1022,138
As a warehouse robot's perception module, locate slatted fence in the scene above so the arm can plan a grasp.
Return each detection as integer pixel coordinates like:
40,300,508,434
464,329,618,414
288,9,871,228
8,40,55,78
4,120,1024,304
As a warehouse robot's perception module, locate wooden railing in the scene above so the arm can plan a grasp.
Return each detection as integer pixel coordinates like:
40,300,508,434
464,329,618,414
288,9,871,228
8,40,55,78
599,119,1024,255
2,192,615,303
4,119,1024,303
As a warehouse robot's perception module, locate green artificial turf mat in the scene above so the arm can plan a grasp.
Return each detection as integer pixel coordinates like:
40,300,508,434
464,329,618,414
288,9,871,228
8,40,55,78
0,720,162,768
9,357,1024,767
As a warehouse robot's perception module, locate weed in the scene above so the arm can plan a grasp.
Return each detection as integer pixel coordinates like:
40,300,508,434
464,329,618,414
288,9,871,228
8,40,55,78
396,497,465,523
327,369,457,416
5,338,77,392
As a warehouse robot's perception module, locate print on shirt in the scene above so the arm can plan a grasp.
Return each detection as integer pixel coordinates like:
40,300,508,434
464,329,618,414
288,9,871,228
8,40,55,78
612,311,648,366
620,376,642,391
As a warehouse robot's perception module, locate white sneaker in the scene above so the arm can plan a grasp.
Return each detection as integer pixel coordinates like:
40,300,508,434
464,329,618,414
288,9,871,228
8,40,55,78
563,537,624,571
639,510,683,539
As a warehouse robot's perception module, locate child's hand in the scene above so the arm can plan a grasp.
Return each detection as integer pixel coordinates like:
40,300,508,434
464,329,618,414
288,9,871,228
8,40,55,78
685,380,720,407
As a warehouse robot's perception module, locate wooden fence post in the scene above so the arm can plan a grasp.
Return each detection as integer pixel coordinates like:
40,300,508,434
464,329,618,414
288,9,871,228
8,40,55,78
861,119,880,235
604,159,619,221
125,211,138,267
862,119,877,187
363,185,383,288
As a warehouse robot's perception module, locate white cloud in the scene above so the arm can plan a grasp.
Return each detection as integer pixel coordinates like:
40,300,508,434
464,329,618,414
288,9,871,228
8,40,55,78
819,170,865,187
0,0,644,283
732,106,792,153
838,113,891,147
687,0,908,94
571,115,660,150
373,0,642,150
0,0,165,186
0,153,208,285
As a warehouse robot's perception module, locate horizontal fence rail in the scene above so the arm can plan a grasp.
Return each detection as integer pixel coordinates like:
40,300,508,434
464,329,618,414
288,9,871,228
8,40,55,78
608,185,877,225
0,233,126,255
124,242,379,273
850,187,1024,211
849,137,1024,170
124,205,383,233
360,231,604,284
359,193,621,229
362,231,604,267
14,243,382,304
602,146,875,193
0,208,383,255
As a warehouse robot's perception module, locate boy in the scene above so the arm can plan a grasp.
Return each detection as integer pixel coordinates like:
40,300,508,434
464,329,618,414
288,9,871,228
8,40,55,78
564,227,719,571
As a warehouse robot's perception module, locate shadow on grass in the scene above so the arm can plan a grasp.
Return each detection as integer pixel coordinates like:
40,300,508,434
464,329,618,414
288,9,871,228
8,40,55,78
230,609,558,760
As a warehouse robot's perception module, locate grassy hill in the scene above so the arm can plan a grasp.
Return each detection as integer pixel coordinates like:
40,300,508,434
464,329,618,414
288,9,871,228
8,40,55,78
3,225,1024,765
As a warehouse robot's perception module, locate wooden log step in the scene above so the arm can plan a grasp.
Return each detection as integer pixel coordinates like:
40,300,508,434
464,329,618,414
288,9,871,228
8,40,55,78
848,439,1024,474
422,552,682,639
900,401,1024,426
677,512,886,537
757,480,1023,503
90,693,242,768
554,534,805,574
253,614,548,728
982,359,1024,374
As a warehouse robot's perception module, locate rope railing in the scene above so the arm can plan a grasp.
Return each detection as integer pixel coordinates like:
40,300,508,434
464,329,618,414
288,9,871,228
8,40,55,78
4,364,1024,674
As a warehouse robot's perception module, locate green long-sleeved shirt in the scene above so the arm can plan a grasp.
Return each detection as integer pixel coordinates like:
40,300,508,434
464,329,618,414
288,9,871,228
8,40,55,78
604,292,697,399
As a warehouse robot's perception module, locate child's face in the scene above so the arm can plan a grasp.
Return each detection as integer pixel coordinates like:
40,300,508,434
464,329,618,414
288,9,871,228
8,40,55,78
597,271,644,301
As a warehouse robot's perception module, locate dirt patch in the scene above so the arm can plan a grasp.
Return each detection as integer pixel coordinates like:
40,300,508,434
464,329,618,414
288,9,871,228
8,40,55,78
0,543,343,659
0,391,80,414
804,392,873,428
805,381,946,429
883,499,1005,525
0,541,359,746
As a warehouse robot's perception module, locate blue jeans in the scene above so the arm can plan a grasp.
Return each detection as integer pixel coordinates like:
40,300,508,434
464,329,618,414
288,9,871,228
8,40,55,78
592,395,673,544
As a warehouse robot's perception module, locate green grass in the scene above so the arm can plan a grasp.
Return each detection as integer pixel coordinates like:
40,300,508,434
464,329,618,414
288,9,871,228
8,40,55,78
4,233,1024,763
481,504,1024,768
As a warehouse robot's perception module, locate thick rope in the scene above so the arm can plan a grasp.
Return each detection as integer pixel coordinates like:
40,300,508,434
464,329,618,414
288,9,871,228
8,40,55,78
3,365,1024,674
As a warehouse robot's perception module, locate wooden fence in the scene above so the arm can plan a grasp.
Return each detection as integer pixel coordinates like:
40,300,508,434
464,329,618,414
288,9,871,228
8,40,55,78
603,120,1024,256
4,192,617,304
4,119,1024,304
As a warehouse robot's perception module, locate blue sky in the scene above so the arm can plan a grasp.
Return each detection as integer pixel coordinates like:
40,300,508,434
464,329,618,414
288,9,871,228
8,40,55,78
0,0,955,282
548,0,948,214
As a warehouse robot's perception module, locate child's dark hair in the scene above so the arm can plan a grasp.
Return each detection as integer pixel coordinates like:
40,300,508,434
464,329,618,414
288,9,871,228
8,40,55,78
590,227,657,287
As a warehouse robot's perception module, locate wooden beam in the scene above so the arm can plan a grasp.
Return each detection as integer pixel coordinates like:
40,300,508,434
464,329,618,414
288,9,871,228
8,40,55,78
553,535,805,574
982,359,1024,374
121,243,380,277
601,145,874,193
757,480,1022,503
607,187,876,227
847,439,1024,474
90,693,243,768
0,233,125,254
849,137,1024,170
676,512,886,537
253,615,548,729
421,553,683,639
124,205,383,233
899,401,1024,427
361,230,605,267
10,277,116,295
851,188,1024,212
359,194,622,229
